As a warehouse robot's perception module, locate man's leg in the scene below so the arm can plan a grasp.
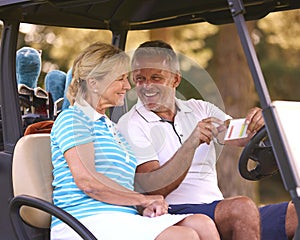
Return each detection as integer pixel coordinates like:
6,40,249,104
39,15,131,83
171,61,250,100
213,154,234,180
169,201,219,219
286,201,298,239
214,196,260,240
260,201,297,240
169,196,260,240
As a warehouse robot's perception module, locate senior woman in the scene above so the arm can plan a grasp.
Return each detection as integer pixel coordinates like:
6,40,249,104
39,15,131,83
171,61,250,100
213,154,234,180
50,42,220,240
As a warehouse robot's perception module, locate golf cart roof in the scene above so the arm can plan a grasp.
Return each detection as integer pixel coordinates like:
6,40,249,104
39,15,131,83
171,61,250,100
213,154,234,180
1,0,300,30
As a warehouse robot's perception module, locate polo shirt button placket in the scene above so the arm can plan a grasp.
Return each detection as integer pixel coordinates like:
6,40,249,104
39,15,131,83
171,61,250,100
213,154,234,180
174,123,183,143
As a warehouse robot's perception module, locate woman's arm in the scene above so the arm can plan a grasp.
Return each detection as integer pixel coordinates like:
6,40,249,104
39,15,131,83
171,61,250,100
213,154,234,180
64,142,167,216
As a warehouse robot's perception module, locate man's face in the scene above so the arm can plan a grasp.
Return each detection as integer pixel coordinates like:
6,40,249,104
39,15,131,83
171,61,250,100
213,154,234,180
132,57,180,112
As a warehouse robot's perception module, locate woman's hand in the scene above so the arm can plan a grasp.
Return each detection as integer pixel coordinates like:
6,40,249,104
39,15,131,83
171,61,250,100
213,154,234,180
141,195,169,217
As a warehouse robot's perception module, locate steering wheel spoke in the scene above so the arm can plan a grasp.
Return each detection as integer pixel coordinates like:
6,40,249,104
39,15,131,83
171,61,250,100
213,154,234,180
239,126,279,181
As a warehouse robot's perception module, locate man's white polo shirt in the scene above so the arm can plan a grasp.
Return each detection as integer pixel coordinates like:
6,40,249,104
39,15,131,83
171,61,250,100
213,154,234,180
118,98,230,204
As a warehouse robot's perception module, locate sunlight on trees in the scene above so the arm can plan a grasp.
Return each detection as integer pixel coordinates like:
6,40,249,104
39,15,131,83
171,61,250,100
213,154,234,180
258,9,300,50
172,23,218,68
126,30,150,51
256,9,300,101
127,23,218,68
19,24,112,72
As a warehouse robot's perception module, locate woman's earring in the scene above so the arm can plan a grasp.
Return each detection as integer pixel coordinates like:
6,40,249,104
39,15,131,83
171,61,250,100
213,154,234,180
93,89,98,93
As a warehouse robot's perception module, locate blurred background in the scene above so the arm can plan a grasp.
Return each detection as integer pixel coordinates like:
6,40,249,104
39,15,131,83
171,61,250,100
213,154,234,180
1,8,299,206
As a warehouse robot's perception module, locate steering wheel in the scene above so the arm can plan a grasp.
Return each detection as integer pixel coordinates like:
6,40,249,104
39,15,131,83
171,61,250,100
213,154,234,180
238,126,279,181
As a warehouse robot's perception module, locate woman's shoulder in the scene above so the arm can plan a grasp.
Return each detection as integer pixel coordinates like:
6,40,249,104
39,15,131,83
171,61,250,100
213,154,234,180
55,106,79,121
53,106,88,128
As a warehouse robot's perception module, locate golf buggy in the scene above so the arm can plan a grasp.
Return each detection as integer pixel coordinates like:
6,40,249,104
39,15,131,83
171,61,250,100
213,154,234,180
0,0,300,239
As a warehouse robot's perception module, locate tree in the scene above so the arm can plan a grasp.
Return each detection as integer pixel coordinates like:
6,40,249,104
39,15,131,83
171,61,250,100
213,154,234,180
256,9,300,102
207,22,259,201
258,9,300,51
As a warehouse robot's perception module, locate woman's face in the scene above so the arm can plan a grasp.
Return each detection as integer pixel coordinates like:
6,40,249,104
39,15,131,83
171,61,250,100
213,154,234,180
95,72,131,113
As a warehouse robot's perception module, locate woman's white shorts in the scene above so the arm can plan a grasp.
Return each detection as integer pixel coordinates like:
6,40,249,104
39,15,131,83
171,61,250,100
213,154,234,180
51,212,189,240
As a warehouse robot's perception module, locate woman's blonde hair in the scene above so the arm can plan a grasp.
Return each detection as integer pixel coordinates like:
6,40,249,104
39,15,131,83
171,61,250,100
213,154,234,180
67,42,129,105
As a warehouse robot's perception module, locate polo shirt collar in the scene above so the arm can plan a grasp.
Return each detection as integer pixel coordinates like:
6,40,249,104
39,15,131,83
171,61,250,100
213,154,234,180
176,98,193,113
135,98,193,123
74,100,105,121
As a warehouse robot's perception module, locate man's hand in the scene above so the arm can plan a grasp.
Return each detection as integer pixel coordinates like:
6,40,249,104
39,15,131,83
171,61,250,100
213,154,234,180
245,107,265,135
186,117,224,147
225,107,265,147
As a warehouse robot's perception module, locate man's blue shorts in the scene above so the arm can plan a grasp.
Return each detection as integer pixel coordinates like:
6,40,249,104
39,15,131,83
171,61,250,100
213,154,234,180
169,201,289,240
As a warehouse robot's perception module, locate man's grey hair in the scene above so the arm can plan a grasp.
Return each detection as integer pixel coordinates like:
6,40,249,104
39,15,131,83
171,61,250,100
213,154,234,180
131,40,180,73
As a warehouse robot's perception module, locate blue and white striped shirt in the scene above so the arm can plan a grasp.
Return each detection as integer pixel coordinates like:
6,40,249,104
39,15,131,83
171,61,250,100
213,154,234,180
50,101,138,227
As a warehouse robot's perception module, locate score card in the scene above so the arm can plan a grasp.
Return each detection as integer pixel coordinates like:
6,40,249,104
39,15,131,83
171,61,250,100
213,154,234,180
224,118,248,141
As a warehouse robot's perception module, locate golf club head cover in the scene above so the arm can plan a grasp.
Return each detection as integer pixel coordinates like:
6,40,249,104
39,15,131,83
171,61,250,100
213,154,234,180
44,69,66,103
62,68,72,110
16,47,41,88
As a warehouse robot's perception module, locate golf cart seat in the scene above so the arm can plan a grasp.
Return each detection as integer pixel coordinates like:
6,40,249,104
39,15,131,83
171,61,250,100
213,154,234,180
9,133,97,240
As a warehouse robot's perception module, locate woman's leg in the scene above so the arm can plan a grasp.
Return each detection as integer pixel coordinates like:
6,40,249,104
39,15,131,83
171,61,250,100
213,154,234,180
156,225,199,240
177,214,220,240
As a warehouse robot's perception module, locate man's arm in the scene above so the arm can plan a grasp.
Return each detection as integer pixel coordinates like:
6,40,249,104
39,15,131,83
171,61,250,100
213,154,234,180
135,141,196,197
135,118,221,197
